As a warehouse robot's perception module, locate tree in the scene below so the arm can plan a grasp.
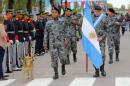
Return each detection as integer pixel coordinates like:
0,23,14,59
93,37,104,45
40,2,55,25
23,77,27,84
0,0,8,13
27,0,32,14
14,0,27,11
107,3,113,8
39,0,43,12
8,0,14,9
0,0,2,12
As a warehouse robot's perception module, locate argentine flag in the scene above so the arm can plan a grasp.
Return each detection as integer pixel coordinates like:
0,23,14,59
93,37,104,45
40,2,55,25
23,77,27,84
82,1,103,68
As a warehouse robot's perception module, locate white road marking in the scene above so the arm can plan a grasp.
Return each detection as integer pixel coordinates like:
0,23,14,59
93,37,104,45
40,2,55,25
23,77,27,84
26,78,53,86
69,78,96,86
116,77,130,86
0,79,15,86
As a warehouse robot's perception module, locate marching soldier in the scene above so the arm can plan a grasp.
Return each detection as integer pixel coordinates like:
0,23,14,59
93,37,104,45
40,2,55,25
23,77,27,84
106,8,121,64
35,13,44,56
64,8,79,64
44,8,68,80
4,9,15,73
13,11,25,69
92,6,107,77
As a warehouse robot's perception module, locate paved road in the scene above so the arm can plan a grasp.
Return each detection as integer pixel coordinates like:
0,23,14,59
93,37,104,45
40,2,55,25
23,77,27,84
0,31,130,86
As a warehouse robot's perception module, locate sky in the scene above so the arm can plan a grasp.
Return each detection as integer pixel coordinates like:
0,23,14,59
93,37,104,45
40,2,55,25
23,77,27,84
107,0,130,8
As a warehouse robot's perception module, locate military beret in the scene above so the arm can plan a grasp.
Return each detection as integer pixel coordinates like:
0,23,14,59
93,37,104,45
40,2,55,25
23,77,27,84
65,8,72,11
6,9,13,13
16,10,24,15
29,14,33,17
22,12,28,16
94,6,102,11
108,8,116,14
52,7,60,13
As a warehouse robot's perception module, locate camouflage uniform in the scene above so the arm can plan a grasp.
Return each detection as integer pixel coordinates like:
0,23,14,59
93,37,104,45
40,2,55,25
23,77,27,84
93,14,107,73
64,15,79,63
44,18,67,68
106,15,121,63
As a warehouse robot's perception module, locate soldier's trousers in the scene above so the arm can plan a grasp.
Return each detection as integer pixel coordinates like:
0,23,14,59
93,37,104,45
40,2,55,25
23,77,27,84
23,41,29,56
70,37,77,55
68,37,77,54
107,35,120,55
35,35,44,54
122,27,125,35
65,37,77,57
30,40,36,57
0,47,5,78
18,42,24,67
3,44,15,72
65,38,71,56
9,44,17,70
49,44,67,68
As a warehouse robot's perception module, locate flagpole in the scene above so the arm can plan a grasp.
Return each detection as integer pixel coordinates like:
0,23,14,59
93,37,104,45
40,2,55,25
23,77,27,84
86,54,88,72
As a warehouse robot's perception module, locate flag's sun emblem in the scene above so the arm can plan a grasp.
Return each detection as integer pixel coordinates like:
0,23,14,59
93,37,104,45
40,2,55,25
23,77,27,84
89,31,96,39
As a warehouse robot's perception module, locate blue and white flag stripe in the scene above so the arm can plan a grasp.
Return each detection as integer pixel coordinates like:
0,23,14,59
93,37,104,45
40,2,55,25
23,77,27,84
82,1,103,68
45,0,52,14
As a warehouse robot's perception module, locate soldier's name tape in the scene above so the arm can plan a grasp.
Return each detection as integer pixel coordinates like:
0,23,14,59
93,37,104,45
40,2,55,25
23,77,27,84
0,77,130,86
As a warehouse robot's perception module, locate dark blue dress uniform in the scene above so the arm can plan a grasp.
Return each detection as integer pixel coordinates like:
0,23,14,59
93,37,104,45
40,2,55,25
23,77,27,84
35,18,45,55
4,19,15,73
13,18,24,68
14,18,24,42
4,20,15,43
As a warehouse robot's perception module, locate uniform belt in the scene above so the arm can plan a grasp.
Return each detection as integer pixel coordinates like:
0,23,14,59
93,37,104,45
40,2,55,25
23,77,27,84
7,32,15,34
18,30,23,32
24,31,28,33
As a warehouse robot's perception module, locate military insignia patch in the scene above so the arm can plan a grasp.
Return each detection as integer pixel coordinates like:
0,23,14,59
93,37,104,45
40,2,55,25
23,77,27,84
89,31,96,39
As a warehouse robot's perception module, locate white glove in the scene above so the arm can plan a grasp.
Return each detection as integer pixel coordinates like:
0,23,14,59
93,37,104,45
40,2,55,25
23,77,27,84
15,40,19,44
23,38,26,41
9,40,13,44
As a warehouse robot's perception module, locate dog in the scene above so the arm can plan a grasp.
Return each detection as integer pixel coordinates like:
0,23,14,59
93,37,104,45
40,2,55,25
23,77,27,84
22,55,34,80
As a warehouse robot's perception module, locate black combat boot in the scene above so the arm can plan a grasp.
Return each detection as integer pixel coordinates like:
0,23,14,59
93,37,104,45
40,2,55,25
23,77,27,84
93,70,100,77
109,53,113,64
100,64,106,77
0,77,8,80
61,64,66,75
53,67,59,80
73,54,77,62
116,53,119,62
